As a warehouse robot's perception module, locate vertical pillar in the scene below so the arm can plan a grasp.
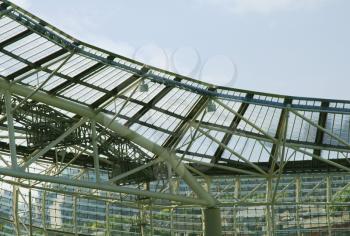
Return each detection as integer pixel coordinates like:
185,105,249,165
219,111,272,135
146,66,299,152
139,205,145,236
203,177,221,236
167,163,174,194
172,178,179,235
91,121,101,183
201,208,206,233
233,177,240,236
295,176,301,236
29,189,33,236
167,163,175,236
266,178,274,236
73,196,78,236
149,199,153,236
12,185,19,236
203,207,222,236
145,182,153,236
4,91,18,169
105,200,110,236
326,176,332,235
170,208,174,236
42,190,48,236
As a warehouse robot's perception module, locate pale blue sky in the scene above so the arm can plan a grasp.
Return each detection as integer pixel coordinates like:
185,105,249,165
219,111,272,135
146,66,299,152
12,0,350,100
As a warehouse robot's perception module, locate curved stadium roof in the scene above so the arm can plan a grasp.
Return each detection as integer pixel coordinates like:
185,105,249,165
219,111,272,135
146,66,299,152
2,1,350,235
1,0,350,180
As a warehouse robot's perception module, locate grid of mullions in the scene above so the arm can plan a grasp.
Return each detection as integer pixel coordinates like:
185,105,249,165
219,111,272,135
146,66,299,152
1,174,350,235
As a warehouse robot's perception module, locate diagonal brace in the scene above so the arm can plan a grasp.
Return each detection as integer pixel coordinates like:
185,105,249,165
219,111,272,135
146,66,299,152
0,77,218,207
21,117,88,169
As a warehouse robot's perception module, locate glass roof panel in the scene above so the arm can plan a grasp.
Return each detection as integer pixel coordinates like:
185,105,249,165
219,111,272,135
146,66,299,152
83,67,132,90
130,123,169,146
324,113,350,146
61,84,105,104
0,16,27,43
0,51,26,76
287,111,319,143
104,98,143,118
155,88,200,115
4,33,62,63
49,55,98,78
20,71,66,90
200,99,242,127
139,109,182,132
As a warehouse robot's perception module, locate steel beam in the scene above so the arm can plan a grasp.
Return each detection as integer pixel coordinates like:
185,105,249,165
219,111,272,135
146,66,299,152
0,166,208,206
212,94,253,164
313,101,329,163
0,53,75,125
0,29,32,48
233,177,240,236
5,3,350,116
268,98,292,169
91,121,101,183
195,121,350,153
290,108,350,149
28,189,33,236
21,117,88,169
203,207,222,236
214,98,277,142
288,145,350,172
90,67,149,109
0,77,217,206
295,176,301,236
6,49,68,80
4,90,18,169
125,78,180,127
12,185,20,235
106,199,110,235
49,62,106,94
73,196,77,235
42,190,47,235
117,94,184,120
162,90,213,150
193,125,268,176
107,158,161,184
326,176,332,235
265,178,274,236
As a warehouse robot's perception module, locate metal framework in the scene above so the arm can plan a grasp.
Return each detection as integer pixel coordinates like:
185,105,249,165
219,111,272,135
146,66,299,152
0,0,350,235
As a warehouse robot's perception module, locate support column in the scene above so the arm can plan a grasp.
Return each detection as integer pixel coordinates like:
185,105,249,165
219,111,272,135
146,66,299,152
170,208,174,236
73,196,78,236
105,200,110,236
203,207,222,236
266,178,274,236
326,176,332,235
4,90,18,169
29,189,33,236
149,199,153,236
42,190,48,236
167,163,174,194
233,177,240,236
12,185,19,236
295,176,301,236
91,121,100,183
139,205,145,236
201,177,221,236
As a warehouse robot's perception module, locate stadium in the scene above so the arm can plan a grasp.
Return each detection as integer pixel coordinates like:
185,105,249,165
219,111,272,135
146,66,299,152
0,0,350,235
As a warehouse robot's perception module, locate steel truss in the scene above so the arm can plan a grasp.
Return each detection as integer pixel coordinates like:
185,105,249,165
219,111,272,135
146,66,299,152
0,1,350,235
